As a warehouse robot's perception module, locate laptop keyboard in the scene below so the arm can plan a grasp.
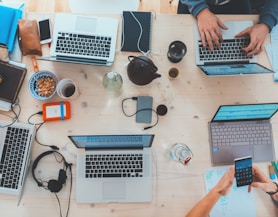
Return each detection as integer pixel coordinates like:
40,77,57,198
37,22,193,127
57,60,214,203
198,38,252,62
211,123,272,146
55,32,112,58
0,127,29,189
85,153,143,178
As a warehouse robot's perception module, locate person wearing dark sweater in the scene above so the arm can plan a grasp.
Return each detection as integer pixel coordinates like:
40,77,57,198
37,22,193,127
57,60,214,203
178,0,278,57
185,166,278,217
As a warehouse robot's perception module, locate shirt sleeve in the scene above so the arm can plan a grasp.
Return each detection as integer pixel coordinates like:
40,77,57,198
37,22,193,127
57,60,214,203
180,0,209,17
258,0,278,31
271,196,278,207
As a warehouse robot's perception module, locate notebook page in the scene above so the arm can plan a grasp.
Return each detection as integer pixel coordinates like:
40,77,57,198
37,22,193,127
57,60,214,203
204,166,256,217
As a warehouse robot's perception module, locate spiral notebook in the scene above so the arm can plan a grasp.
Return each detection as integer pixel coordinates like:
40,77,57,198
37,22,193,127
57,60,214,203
121,11,152,53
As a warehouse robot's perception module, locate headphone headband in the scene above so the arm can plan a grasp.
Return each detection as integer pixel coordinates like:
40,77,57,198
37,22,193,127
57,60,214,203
32,150,70,191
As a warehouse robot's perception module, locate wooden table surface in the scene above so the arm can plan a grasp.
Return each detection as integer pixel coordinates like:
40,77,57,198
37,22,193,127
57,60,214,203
0,13,277,217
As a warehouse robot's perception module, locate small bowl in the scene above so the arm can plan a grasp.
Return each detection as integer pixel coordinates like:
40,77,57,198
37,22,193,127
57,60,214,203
28,71,58,100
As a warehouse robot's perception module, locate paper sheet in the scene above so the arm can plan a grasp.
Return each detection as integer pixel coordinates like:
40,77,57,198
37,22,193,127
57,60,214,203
204,166,256,217
265,24,278,81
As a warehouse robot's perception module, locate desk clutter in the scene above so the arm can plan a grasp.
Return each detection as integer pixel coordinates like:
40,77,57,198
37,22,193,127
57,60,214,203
0,5,278,217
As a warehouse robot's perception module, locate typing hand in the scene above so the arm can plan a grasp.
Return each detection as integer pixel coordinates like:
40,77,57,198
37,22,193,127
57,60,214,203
236,23,270,57
196,8,228,51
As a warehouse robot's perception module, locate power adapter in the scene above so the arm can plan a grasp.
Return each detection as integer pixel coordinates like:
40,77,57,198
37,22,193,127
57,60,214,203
42,101,71,121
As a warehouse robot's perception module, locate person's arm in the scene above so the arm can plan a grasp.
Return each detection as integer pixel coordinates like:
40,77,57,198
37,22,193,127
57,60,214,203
196,8,228,50
249,165,278,207
180,0,208,18
258,0,278,32
236,0,278,56
180,0,227,50
185,166,234,217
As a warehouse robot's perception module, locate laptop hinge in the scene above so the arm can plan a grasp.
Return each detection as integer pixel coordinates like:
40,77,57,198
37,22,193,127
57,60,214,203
203,60,250,66
56,55,108,65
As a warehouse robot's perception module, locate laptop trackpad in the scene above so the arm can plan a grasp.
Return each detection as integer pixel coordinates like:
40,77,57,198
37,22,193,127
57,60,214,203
75,16,97,32
103,182,125,200
231,146,253,159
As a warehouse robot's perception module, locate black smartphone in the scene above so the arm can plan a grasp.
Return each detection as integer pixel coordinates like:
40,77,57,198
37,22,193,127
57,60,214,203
38,18,52,44
235,156,253,187
136,96,153,123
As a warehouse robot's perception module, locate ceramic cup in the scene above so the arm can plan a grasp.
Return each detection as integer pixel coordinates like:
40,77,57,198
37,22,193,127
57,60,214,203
168,67,179,80
167,40,187,63
56,79,79,100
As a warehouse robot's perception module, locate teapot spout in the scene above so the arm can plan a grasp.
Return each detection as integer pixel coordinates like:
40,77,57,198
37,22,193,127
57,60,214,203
153,73,161,80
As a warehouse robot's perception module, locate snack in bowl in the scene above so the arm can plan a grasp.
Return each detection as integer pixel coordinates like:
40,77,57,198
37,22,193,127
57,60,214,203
29,71,58,100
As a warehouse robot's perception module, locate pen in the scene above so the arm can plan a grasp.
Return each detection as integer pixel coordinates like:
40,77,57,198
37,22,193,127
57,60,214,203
31,56,39,72
269,165,277,180
271,161,278,178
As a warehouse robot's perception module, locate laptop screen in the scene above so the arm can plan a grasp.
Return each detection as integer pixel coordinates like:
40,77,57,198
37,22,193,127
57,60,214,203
212,103,278,121
68,134,154,149
199,63,273,76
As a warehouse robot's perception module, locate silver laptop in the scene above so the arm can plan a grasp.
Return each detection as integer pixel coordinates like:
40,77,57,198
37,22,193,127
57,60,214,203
0,120,35,201
209,103,277,165
68,134,154,203
194,20,274,76
40,13,118,66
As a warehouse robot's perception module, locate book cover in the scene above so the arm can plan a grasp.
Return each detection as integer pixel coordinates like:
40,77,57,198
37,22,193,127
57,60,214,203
0,5,22,52
0,61,27,103
121,11,152,53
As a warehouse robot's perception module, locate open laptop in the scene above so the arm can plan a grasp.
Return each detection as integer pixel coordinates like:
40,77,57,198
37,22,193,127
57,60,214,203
68,134,154,203
39,13,118,66
0,120,35,202
209,103,277,165
194,20,274,76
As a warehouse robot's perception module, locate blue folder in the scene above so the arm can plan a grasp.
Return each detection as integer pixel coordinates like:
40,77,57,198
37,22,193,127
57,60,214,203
0,5,22,52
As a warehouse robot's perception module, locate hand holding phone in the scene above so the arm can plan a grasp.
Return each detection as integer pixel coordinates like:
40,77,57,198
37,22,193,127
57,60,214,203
235,156,253,187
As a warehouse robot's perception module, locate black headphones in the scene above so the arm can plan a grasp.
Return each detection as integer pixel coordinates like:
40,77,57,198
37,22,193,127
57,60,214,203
32,150,71,193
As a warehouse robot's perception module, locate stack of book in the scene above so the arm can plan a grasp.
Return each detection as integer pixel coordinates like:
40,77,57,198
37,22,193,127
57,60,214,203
0,5,23,52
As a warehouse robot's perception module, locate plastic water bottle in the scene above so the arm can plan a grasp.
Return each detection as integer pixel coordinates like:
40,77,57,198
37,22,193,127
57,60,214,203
103,72,123,92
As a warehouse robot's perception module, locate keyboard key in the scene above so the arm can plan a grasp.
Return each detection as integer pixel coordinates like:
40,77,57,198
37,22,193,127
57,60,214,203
85,153,144,179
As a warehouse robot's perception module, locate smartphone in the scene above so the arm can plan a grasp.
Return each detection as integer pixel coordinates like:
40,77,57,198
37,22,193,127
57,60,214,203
136,96,153,123
235,156,253,187
38,18,52,44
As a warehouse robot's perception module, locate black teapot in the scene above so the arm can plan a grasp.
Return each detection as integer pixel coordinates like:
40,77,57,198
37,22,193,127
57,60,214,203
127,56,161,85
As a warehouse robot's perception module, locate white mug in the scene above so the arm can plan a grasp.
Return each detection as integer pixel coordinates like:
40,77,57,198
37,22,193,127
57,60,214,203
56,79,79,100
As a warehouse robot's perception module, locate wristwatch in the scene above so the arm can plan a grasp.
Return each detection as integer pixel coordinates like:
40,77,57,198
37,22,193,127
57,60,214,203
266,182,278,195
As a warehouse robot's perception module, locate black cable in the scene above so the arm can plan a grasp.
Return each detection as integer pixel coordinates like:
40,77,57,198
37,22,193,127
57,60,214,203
65,163,72,217
54,164,72,217
54,193,62,217
0,101,21,128
53,154,72,217
121,97,159,130
27,111,59,150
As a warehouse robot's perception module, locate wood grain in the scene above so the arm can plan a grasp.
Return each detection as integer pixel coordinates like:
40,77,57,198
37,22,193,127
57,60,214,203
6,0,179,13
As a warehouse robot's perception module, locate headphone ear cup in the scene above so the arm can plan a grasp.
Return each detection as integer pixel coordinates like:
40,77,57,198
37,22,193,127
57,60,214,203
58,169,67,185
48,179,62,193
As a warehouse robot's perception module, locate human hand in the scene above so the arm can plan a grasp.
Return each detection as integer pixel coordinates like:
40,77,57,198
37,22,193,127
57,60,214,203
236,23,270,57
213,166,235,196
248,165,276,193
196,8,228,51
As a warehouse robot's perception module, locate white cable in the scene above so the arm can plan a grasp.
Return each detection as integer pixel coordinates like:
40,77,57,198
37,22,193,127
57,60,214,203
120,11,150,56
